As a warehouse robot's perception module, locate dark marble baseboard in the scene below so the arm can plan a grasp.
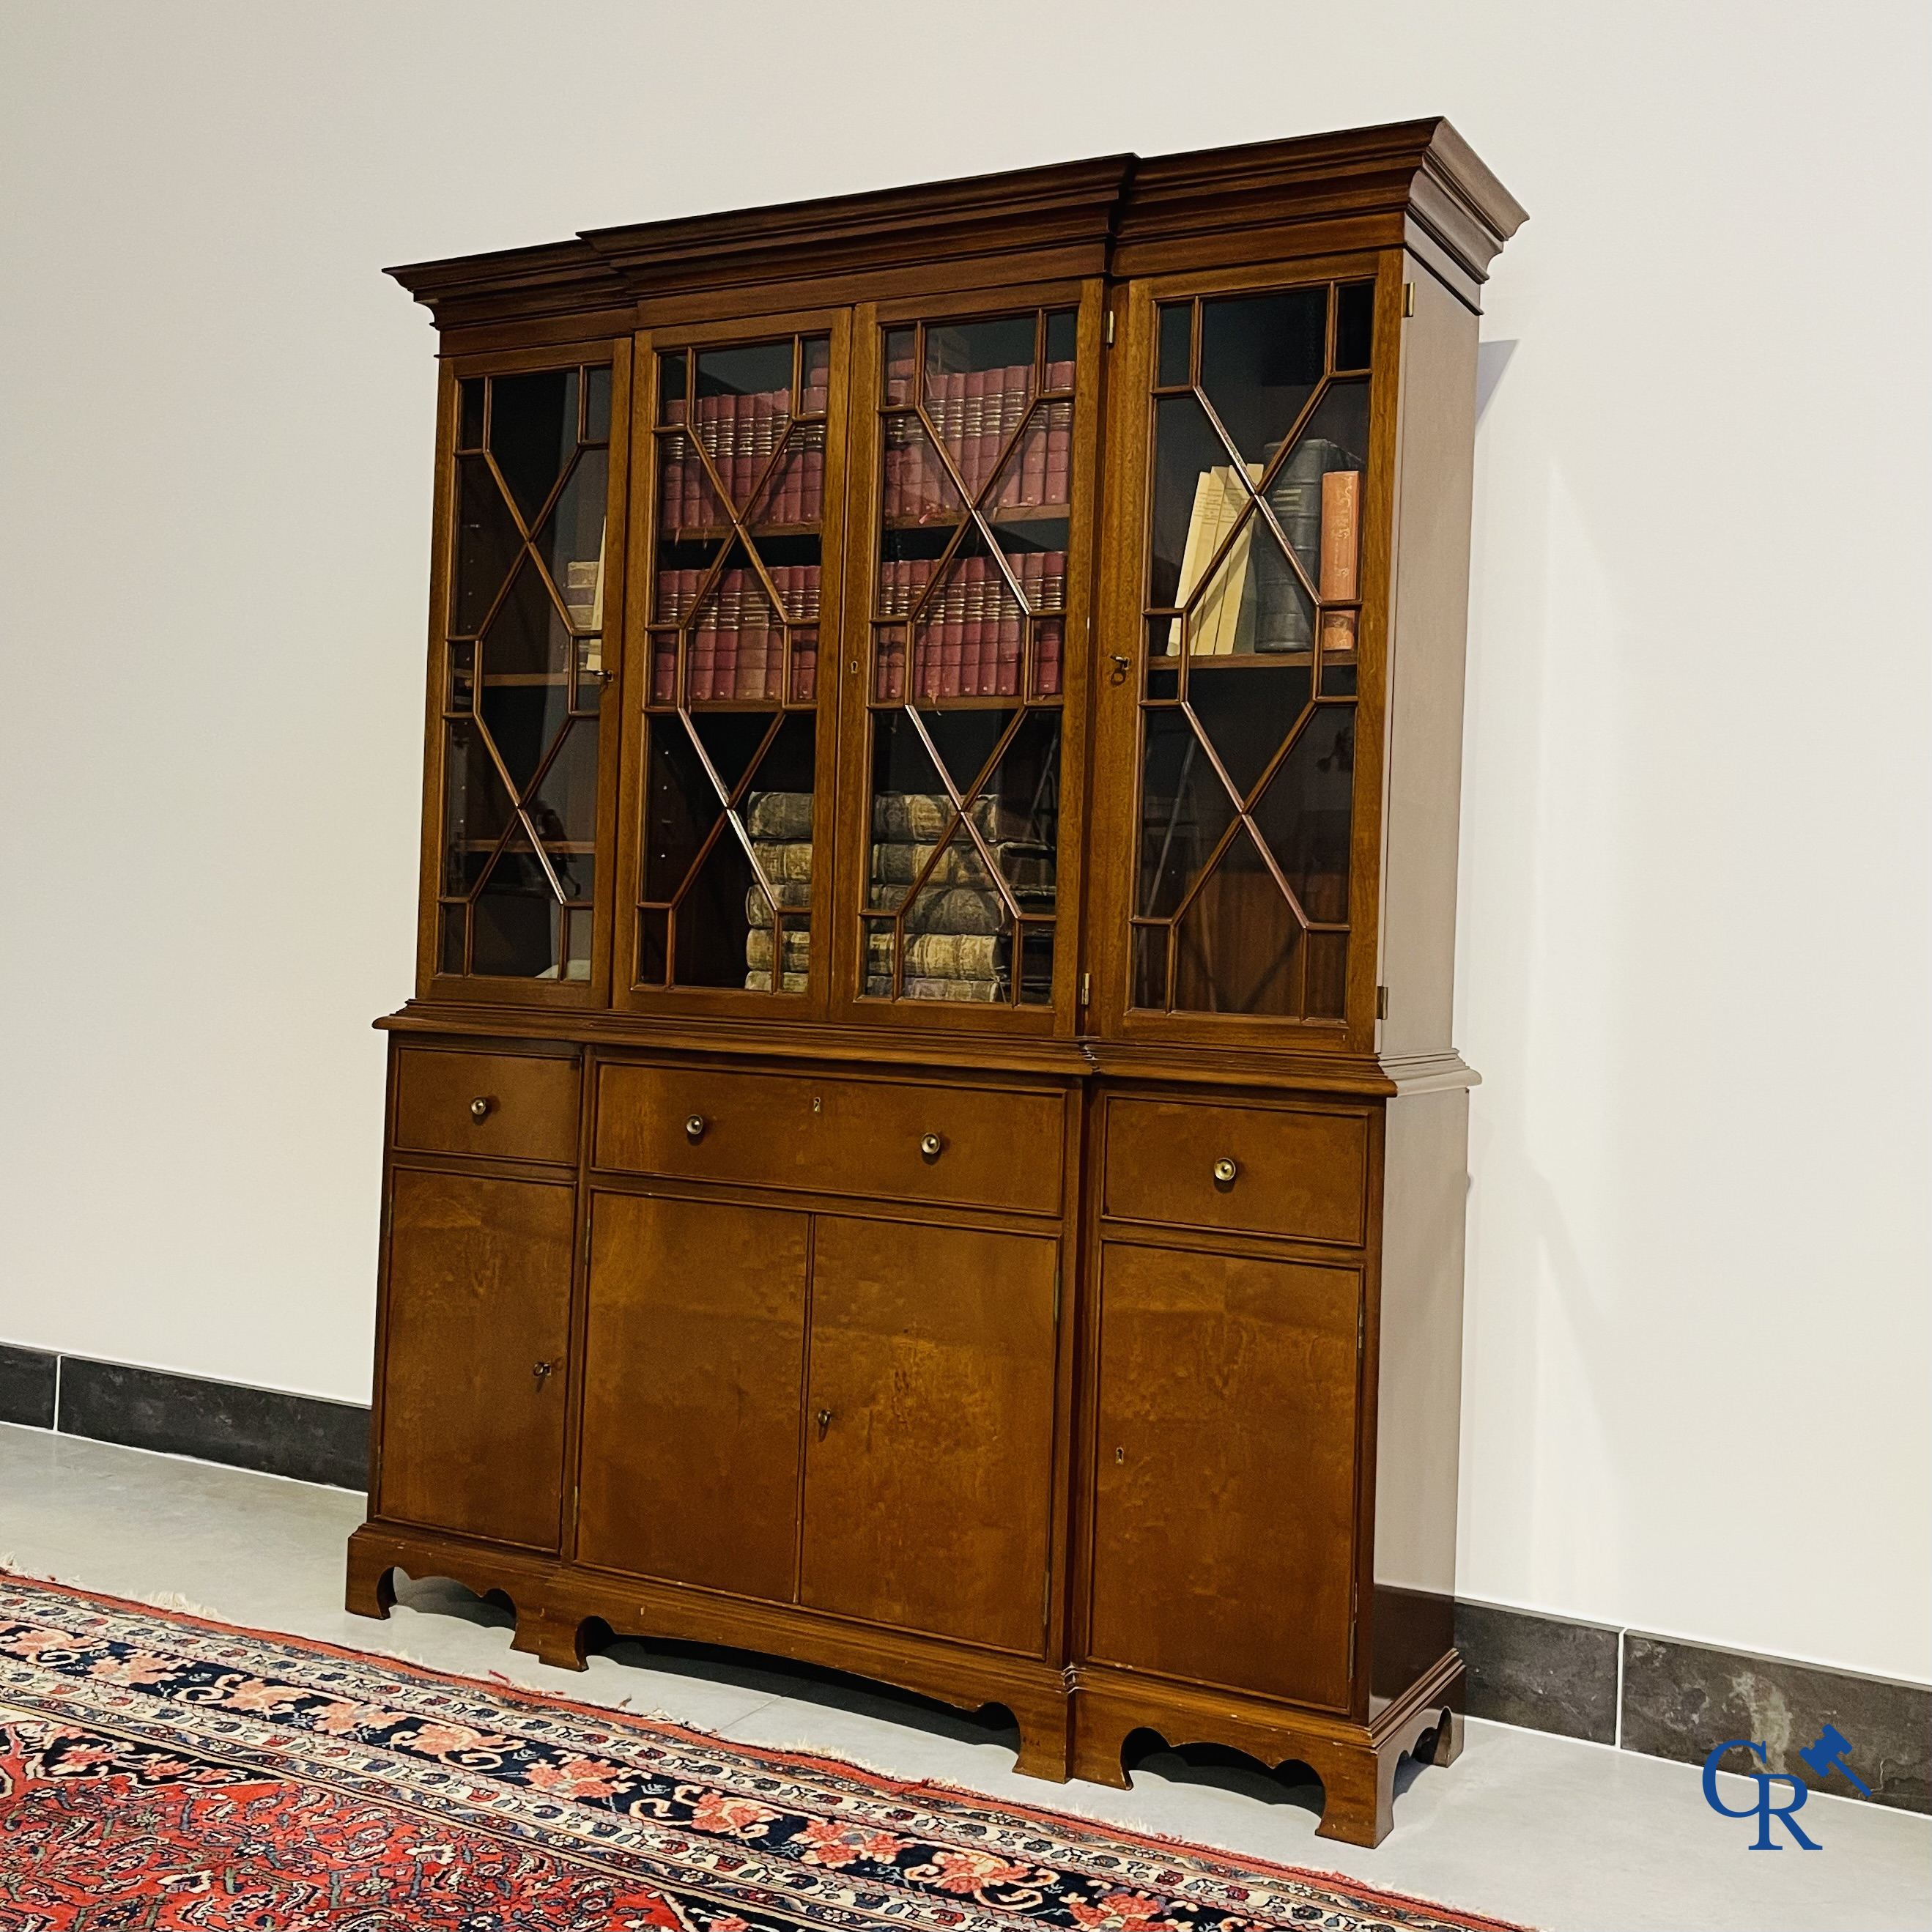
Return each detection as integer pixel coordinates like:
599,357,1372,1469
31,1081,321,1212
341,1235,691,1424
2,1339,1923,1812
0,1343,59,1429
1624,1632,1930,1815
0,1343,368,1492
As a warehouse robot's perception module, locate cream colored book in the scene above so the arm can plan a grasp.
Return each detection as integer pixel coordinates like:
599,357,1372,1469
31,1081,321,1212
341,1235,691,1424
1170,465,1260,655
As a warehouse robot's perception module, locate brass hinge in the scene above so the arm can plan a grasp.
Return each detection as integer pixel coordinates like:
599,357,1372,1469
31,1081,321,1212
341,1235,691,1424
1078,971,1091,1007
1402,281,1415,318
1105,310,1116,347
1376,984,1389,1019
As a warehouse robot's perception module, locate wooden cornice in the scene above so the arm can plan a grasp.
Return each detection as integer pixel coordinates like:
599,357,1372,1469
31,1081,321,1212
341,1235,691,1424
384,119,1524,335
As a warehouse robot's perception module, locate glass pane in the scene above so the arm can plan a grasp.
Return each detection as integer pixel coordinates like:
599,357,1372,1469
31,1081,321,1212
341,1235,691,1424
881,413,963,525
1018,923,1054,1004
1335,281,1375,371
472,832,563,978
442,721,514,895
448,641,475,713
1306,930,1348,1019
873,625,907,704
480,673,570,796
642,716,722,903
1148,394,1248,615
691,708,781,800
1172,823,1303,1015
657,350,686,423
1263,380,1369,588
637,906,670,985
660,421,728,534
1188,661,1311,803
1045,308,1077,377
908,549,1024,701
539,449,608,631
440,902,467,975
1032,617,1064,700
1198,286,1327,466
972,708,1062,886
489,369,579,524
528,718,599,879
801,336,830,415
675,829,759,989
749,422,825,528
583,367,611,443
457,378,485,451
1174,507,1312,661
896,827,1013,1004
1137,708,1238,919
744,917,811,993
452,456,522,635
924,328,1035,501
478,555,569,681
1157,303,1191,388
1130,925,1169,1010
883,328,917,405
689,555,783,703
695,342,793,512
1251,706,1355,925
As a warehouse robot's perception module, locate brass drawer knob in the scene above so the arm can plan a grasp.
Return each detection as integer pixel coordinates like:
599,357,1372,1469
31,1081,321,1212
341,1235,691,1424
684,1114,706,1143
1213,1158,1238,1185
470,1097,492,1123
919,1133,944,1160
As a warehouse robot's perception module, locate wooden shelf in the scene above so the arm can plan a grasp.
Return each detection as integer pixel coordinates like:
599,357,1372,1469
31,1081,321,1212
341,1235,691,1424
1156,649,1355,671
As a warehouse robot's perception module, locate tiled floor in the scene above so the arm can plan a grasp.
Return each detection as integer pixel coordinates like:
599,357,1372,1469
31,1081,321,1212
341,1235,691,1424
1,1421,1925,1931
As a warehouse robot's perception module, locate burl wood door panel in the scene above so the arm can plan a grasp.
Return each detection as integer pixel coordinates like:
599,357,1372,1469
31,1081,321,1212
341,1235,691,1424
377,1170,574,1549
578,1193,807,1601
802,1216,1058,1654
1102,1096,1369,1247
1089,1241,1361,1710
595,1062,1064,1215
393,1048,580,1165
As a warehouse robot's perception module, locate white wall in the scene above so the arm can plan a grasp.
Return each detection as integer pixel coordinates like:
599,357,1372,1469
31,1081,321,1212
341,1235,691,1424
2,1,1925,1681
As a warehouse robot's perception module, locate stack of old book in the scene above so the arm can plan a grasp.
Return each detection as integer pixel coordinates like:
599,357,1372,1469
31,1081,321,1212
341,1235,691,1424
881,356,1073,514
866,791,1054,1002
661,380,827,527
742,791,813,991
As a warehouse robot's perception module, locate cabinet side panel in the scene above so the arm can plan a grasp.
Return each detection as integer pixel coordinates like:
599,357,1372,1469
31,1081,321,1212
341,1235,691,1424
1378,269,1478,1057
1370,1086,1467,1703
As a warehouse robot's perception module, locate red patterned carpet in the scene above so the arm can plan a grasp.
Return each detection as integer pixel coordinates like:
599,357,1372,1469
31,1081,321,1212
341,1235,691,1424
0,1575,1523,1931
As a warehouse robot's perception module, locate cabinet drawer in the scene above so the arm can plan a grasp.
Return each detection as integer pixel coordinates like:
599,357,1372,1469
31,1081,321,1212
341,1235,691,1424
393,1048,580,1165
596,1062,1065,1215
1102,1095,1369,1247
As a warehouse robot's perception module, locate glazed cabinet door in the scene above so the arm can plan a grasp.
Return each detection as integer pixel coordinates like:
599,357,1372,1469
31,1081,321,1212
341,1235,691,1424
376,1170,575,1548
1087,1240,1361,1710
801,1215,1059,1653
430,347,629,1002
577,1192,808,1599
1090,267,1394,1046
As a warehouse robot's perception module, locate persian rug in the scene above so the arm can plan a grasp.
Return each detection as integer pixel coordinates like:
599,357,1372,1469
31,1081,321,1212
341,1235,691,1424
0,1575,1523,1932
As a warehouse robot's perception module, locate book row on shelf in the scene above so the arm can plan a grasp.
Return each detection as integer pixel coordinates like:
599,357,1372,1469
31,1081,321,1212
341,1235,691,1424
1169,440,1362,656
661,393,826,526
874,553,1066,703
738,791,1054,1002
651,565,821,704
881,360,1073,510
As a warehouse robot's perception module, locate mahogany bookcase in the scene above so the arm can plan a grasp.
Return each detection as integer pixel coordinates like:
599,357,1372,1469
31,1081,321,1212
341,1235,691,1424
345,119,1525,1847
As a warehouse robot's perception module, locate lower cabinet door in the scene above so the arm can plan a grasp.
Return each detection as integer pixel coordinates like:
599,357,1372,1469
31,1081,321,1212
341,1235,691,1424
1088,1241,1360,1711
377,1169,574,1549
801,1216,1058,1654
577,1193,808,1600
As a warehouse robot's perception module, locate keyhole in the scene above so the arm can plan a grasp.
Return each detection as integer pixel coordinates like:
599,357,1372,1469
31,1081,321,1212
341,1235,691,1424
1114,1446,1125,1464
816,1408,833,1441
533,1361,554,1389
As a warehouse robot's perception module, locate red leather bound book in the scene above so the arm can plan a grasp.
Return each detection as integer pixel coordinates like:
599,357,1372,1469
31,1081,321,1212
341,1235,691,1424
1036,616,1062,697
803,426,823,523
963,556,986,696
996,570,1022,697
1045,399,1071,505
1045,358,1075,394
1021,412,1047,506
